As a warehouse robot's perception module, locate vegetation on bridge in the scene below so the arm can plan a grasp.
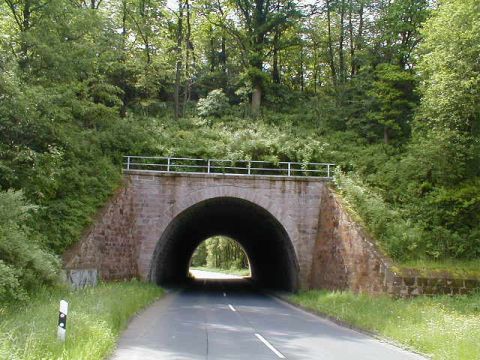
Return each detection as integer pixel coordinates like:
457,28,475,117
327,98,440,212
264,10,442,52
0,0,479,305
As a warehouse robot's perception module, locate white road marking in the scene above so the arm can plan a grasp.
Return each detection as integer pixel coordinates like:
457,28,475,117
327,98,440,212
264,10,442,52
228,304,236,312
255,333,286,359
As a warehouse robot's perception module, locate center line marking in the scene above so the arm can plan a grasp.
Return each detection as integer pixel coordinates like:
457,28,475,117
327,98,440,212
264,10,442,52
228,304,236,312
255,333,286,359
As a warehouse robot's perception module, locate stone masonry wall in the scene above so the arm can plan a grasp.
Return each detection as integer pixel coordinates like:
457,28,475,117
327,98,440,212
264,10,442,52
309,186,480,296
64,172,480,296
63,179,139,280
64,172,326,288
309,185,394,294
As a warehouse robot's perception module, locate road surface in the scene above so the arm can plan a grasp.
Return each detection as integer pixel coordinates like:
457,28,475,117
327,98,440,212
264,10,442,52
111,275,426,360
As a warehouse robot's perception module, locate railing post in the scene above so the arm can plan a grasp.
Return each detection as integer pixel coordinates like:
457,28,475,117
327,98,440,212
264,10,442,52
167,157,171,172
126,156,130,170
248,161,251,175
327,164,331,178
287,162,291,176
207,160,211,174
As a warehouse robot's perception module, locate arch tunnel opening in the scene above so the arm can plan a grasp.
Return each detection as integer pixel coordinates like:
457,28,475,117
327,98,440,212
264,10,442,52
189,235,251,278
150,197,299,291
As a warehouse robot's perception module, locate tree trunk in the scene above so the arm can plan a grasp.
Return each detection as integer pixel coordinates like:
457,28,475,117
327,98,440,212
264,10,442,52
384,126,389,145
313,39,320,93
120,0,128,118
339,0,346,83
209,25,216,72
326,0,337,86
174,0,184,120
217,1,227,80
183,0,192,114
272,30,280,83
299,46,305,91
349,0,355,77
18,0,31,69
251,84,262,116
221,33,227,72
356,2,364,73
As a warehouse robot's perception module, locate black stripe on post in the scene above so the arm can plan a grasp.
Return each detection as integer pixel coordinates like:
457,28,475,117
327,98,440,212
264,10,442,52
58,311,67,329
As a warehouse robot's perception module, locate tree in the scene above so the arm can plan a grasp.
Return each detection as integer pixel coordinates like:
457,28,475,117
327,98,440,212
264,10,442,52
415,0,480,182
372,0,429,68
173,0,184,119
367,64,416,144
2,0,48,68
206,0,299,115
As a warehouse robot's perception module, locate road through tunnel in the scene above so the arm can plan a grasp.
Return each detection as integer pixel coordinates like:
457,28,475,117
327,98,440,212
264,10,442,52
150,197,299,291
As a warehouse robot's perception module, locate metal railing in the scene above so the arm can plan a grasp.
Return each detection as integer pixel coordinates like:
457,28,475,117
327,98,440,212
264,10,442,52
123,156,335,179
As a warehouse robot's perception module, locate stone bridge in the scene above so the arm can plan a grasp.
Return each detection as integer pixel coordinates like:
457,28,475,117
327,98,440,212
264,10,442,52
65,168,396,293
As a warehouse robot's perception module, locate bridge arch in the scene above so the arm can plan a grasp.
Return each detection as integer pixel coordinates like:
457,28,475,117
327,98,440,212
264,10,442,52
149,196,299,291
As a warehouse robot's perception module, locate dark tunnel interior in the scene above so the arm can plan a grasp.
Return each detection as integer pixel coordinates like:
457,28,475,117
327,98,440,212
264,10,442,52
150,197,299,291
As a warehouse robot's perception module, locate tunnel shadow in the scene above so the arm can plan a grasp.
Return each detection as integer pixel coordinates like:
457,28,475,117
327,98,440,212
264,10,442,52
185,278,257,293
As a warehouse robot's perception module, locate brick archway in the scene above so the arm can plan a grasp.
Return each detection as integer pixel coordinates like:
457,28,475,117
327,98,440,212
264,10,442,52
149,196,299,291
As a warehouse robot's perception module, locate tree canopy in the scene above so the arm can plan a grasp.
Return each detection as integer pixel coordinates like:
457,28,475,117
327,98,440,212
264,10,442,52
1,0,479,301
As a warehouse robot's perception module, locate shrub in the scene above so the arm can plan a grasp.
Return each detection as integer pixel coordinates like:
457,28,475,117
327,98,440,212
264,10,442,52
197,89,230,118
0,190,59,302
334,171,425,260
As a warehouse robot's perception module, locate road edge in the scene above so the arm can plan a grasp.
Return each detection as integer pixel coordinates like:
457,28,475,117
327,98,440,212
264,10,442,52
267,291,430,359
107,287,175,360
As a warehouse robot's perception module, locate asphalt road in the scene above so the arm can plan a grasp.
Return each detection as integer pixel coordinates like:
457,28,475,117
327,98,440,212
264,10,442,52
111,275,426,360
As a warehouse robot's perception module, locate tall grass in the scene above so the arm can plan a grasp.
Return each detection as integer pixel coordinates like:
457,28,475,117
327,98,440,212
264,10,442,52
289,290,480,360
0,281,163,360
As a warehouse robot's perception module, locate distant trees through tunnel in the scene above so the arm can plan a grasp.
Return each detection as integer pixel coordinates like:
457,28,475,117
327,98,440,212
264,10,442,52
189,236,251,277
150,197,299,291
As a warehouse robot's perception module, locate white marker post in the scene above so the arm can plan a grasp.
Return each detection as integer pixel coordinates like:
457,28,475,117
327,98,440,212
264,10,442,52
57,300,68,342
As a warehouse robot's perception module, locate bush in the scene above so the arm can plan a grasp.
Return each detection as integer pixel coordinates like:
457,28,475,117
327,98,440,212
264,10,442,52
334,171,425,260
197,89,230,118
0,190,59,302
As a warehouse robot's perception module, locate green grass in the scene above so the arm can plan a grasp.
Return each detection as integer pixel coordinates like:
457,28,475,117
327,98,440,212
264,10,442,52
289,290,480,360
395,259,480,279
190,266,251,277
0,280,163,360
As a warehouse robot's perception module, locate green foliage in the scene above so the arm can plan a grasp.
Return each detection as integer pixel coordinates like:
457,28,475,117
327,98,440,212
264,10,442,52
0,68,130,253
0,191,59,303
191,236,249,270
0,260,24,303
0,281,163,360
289,290,480,360
196,89,230,118
419,180,480,258
415,0,480,180
417,0,480,136
0,0,478,279
138,111,328,163
336,142,480,261
366,64,417,143
334,171,424,260
190,241,208,267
